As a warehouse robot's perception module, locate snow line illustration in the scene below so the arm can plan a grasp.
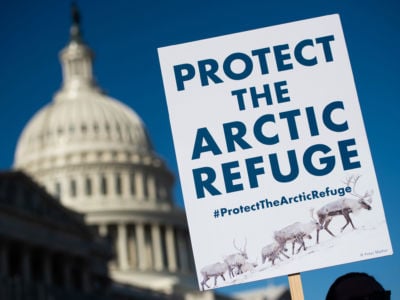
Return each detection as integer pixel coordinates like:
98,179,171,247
212,184,352,219
200,175,374,290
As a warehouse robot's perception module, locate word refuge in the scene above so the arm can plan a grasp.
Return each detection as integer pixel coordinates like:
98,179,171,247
190,99,361,199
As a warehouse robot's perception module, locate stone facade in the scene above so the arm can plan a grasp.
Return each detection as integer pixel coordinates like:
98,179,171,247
0,171,111,299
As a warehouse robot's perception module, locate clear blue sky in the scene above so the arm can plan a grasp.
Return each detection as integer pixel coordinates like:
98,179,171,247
1,1,398,299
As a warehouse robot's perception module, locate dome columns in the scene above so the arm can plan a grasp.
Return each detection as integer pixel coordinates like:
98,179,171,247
95,221,193,276
151,224,164,271
117,223,129,270
165,225,178,272
134,223,147,270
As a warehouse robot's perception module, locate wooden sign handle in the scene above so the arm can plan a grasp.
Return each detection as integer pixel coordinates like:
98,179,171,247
288,273,305,300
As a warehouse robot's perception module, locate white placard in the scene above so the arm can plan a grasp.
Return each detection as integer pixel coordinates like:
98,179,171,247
158,14,392,290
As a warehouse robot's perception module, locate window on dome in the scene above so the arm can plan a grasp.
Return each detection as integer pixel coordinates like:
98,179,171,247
129,172,136,196
85,177,92,196
70,179,77,197
81,124,87,134
55,182,61,199
116,124,122,139
115,173,122,195
57,127,64,136
104,123,111,138
100,175,107,195
143,173,149,199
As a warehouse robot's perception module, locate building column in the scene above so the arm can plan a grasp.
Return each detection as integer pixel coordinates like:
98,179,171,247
135,223,147,270
165,226,177,272
0,243,8,277
81,266,91,293
117,224,129,270
127,226,137,269
43,253,52,285
63,257,72,290
98,223,108,237
151,224,163,271
22,246,31,282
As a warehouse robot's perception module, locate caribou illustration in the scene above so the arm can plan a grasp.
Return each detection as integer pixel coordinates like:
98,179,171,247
316,175,373,243
239,260,258,274
223,239,248,278
273,209,322,255
200,261,228,290
261,242,289,265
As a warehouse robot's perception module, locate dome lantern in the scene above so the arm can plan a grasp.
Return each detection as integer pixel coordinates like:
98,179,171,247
59,3,97,94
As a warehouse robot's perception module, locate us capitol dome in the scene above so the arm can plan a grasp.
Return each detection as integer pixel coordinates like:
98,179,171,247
13,7,206,298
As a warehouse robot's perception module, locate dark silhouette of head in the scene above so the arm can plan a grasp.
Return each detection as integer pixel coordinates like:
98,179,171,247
326,272,390,300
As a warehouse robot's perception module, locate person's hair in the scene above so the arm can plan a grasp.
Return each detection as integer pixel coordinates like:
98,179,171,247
326,272,391,300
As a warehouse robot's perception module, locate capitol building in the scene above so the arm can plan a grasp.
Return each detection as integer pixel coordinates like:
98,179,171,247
0,5,290,300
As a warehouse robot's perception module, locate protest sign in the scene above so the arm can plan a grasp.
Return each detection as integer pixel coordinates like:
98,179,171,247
158,14,392,290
